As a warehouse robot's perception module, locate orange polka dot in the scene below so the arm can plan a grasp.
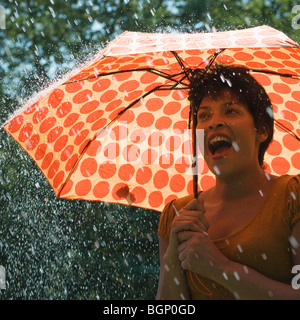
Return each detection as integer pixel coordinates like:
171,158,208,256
74,129,89,146
164,194,178,206
105,99,122,111
69,122,84,136
275,119,294,132
53,171,65,189
65,82,83,93
118,80,139,93
91,118,107,131
273,83,291,94
136,166,152,185
80,100,99,114
48,89,64,109
118,164,135,181
112,71,132,82
170,174,185,192
18,123,33,142
180,105,190,120
98,161,117,179
7,115,23,133
175,156,190,173
155,116,172,130
93,181,110,198
103,143,119,159
216,54,235,64
140,72,159,84
292,91,300,102
80,158,98,177
26,134,40,151
92,79,111,92
47,126,63,143
291,153,300,170
61,145,74,161
233,52,254,61
122,144,140,162
33,107,49,124
172,90,188,101
159,153,174,169
75,179,92,197
54,135,68,152
148,191,163,208
65,154,78,171
285,100,300,112
40,117,56,133
279,110,297,121
153,170,169,189
100,90,118,103
130,186,146,204
253,51,272,60
200,175,215,191
146,98,164,112
148,131,164,147
59,179,73,196
271,157,290,175
86,110,104,123
141,149,157,164
166,135,181,151
136,112,154,127
48,160,60,179
86,140,101,157
64,113,79,127
270,50,290,60
282,134,300,151
35,144,47,161
266,140,282,155
268,92,284,105
41,152,53,170
112,183,129,200
118,109,135,124
124,90,143,102
252,73,271,86
56,102,72,118
24,103,38,115
73,89,93,104
163,101,181,115
173,120,187,134
129,129,147,143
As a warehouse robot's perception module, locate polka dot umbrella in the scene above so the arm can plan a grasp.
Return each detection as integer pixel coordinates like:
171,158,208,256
3,25,300,211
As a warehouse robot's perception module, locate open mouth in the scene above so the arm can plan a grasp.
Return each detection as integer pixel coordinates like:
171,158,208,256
208,135,232,157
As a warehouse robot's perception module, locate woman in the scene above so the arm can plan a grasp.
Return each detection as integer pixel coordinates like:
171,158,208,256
156,65,300,300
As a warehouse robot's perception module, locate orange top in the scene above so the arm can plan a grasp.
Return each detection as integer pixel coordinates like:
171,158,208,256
157,174,300,300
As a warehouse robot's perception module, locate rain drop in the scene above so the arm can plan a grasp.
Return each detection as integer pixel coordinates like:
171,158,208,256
289,235,299,249
231,141,239,152
213,165,220,175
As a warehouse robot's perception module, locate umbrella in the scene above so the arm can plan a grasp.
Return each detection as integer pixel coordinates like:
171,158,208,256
3,25,300,211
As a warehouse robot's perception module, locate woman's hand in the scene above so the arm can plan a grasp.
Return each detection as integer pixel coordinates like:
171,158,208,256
171,198,229,280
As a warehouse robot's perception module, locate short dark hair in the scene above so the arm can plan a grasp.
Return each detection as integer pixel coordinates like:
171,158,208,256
188,65,274,167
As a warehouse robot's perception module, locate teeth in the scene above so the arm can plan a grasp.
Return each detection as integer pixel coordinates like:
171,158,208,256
209,136,231,145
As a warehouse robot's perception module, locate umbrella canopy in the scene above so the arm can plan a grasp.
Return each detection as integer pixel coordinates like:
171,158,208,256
3,25,300,211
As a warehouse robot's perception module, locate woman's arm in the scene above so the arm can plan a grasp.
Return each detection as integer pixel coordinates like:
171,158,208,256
156,234,190,300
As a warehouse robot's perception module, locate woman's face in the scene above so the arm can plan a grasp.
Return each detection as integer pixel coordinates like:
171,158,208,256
196,88,267,177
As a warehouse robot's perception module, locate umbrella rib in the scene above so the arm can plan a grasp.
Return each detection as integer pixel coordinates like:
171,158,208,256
57,81,188,198
250,68,300,79
63,68,181,85
274,119,300,141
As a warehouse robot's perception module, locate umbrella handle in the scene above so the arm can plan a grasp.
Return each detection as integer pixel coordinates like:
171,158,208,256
192,101,199,199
